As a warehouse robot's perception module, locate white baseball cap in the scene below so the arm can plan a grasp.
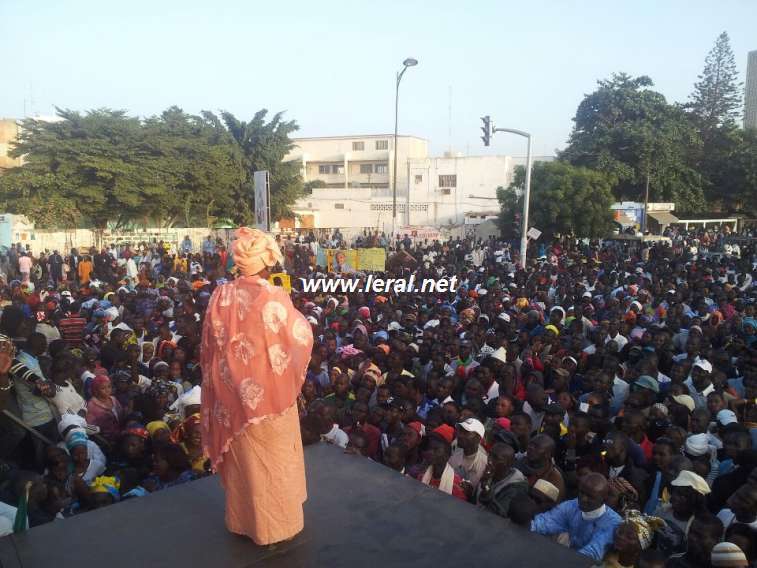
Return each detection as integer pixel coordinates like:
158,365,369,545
457,418,485,439
693,359,713,373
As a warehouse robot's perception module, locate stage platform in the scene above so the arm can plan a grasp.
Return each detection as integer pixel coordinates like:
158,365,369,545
0,443,591,567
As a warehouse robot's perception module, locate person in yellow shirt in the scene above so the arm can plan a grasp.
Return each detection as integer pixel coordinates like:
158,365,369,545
174,255,188,274
78,255,93,285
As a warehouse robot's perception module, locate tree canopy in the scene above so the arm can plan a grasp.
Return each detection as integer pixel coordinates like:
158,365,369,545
684,32,753,213
687,31,742,136
0,106,303,229
561,73,705,214
212,110,305,223
498,161,614,239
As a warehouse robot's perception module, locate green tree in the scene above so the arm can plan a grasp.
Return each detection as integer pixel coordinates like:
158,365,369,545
141,107,244,227
304,179,327,193
561,73,705,213
0,107,247,230
211,110,305,225
499,161,614,239
0,108,150,229
705,128,757,214
686,32,747,210
688,31,743,136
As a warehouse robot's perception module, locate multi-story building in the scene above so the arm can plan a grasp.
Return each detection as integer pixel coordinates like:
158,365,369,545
286,133,552,231
286,134,428,196
746,50,757,130
0,119,22,171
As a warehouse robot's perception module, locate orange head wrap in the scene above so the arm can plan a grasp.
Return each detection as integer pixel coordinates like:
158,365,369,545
232,227,283,276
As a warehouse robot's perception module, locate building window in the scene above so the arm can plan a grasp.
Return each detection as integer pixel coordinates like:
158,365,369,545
352,141,365,151
439,175,457,187
334,203,345,209
375,140,388,150
332,165,344,174
415,174,423,184
359,164,373,174
374,163,388,174
318,165,330,174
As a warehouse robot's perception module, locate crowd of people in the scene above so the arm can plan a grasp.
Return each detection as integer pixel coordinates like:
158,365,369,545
0,226,755,567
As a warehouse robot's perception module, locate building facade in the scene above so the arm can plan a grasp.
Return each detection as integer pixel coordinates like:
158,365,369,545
287,133,552,232
0,119,22,171
746,50,757,130
285,134,428,196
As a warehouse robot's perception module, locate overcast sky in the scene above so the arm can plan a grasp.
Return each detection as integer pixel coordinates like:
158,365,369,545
1,0,755,157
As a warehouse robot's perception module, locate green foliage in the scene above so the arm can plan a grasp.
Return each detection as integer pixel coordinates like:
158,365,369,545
685,33,752,211
561,73,705,214
0,106,303,230
702,128,757,214
0,109,151,228
688,32,743,135
209,110,305,225
304,179,327,193
140,107,245,227
499,161,614,239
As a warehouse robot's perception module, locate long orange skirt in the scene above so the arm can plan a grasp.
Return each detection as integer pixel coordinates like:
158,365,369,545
217,403,306,545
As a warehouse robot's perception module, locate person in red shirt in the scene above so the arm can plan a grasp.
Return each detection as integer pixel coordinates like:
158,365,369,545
622,409,653,462
416,424,467,501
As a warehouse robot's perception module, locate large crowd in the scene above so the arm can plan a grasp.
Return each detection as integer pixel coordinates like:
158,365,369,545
0,227,755,568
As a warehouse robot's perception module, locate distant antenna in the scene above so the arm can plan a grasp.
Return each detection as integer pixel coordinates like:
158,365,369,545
448,85,452,154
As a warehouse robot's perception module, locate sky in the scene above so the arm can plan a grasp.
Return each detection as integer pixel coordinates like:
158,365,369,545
1,0,756,157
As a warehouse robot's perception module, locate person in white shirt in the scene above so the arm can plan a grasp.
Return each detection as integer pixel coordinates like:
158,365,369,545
50,357,87,417
449,418,488,488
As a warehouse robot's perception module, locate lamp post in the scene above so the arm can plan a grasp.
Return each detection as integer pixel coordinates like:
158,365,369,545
490,126,533,269
392,57,418,239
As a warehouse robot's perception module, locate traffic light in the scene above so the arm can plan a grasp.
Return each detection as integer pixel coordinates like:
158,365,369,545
480,115,491,146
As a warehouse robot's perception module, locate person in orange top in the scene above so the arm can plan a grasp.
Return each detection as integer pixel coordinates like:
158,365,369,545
78,255,93,285
201,227,313,546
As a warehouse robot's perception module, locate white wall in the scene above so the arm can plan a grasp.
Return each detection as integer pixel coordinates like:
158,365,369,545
293,153,517,230
10,226,228,256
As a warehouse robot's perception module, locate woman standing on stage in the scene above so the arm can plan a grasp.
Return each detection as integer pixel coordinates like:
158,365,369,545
201,227,313,545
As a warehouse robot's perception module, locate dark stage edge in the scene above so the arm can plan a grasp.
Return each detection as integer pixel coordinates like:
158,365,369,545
0,443,591,568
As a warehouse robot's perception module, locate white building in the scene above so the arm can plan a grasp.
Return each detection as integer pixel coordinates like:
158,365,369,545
746,50,757,130
286,133,552,232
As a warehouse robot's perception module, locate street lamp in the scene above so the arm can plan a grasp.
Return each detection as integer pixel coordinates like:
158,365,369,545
488,125,533,269
392,57,418,239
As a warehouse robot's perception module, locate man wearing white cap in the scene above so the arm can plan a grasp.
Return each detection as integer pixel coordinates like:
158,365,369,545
655,470,711,555
449,418,488,489
684,359,715,410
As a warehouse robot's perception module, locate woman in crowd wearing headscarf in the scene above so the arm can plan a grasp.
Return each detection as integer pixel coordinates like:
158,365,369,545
85,375,124,443
201,227,313,546
173,413,209,474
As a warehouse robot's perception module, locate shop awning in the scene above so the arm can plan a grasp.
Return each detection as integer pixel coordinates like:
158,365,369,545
648,211,679,225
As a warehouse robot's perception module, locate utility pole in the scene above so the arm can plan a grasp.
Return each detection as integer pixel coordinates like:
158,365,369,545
392,58,418,237
480,116,533,269
642,167,650,234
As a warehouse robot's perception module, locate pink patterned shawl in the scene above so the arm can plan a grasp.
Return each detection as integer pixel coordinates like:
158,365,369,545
200,275,313,467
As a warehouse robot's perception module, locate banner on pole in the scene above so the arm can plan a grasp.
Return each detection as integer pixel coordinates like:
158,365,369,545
320,248,387,273
253,171,270,231
526,227,542,240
